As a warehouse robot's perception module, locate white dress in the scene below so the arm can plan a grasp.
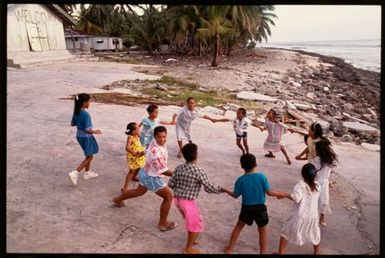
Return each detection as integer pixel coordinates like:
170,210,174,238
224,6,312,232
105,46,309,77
281,180,321,246
311,156,332,215
175,106,203,141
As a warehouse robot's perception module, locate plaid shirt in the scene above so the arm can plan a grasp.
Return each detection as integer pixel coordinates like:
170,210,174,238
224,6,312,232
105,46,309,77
168,163,222,200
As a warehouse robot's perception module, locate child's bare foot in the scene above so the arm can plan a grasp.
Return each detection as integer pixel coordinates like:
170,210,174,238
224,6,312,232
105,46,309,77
224,245,233,254
184,248,204,254
265,153,275,158
287,159,292,165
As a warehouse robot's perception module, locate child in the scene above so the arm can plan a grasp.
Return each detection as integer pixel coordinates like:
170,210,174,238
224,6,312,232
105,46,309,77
174,97,216,158
121,122,146,193
221,153,285,254
139,104,176,148
255,109,294,165
276,163,321,255
112,126,177,232
311,138,338,226
295,122,323,162
213,107,252,154
296,135,309,161
68,93,101,185
168,143,225,254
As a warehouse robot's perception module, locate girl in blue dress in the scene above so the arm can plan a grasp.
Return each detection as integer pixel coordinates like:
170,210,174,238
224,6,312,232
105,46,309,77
68,93,101,185
139,104,176,148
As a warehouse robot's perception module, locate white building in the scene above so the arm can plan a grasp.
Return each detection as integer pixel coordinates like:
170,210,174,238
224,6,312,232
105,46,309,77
7,4,76,67
64,29,123,52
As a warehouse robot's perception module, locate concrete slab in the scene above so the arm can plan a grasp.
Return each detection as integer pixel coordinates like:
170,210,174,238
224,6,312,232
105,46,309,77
6,61,380,254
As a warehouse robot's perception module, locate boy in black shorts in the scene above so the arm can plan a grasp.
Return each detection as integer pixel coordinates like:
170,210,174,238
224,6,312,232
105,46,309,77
222,153,285,254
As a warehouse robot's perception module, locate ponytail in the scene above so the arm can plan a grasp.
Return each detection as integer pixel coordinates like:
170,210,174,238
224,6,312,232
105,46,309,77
73,93,90,115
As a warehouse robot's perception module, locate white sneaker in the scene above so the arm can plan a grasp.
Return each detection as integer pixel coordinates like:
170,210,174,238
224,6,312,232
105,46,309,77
68,170,78,185
84,170,98,180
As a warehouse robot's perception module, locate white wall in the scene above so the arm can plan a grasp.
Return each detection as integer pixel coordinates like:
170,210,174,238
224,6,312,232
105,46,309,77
7,4,67,52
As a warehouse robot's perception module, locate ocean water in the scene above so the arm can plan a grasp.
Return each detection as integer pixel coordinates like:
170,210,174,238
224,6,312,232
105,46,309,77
259,39,381,73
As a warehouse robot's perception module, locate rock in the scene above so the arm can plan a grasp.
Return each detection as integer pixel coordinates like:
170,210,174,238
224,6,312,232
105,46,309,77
285,100,297,110
290,81,302,87
367,108,377,117
306,92,316,100
324,87,330,92
236,91,277,102
165,58,177,62
200,106,224,116
224,110,236,119
361,143,380,152
293,102,315,111
343,121,379,133
155,83,168,91
341,134,353,142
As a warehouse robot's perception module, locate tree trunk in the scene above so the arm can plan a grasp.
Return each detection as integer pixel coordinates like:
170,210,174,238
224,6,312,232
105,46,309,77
212,33,220,67
148,41,153,55
198,40,202,57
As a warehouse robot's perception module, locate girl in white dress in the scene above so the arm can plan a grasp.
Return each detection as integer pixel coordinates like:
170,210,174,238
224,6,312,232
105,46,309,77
277,163,321,255
311,138,338,226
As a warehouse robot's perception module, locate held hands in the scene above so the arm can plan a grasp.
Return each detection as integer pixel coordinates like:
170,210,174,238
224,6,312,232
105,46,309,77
94,129,102,134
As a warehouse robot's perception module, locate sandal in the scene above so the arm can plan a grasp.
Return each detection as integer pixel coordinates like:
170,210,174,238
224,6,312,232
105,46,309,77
159,222,177,231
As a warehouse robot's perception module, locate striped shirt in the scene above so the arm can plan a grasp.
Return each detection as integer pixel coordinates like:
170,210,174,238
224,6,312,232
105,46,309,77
168,163,222,200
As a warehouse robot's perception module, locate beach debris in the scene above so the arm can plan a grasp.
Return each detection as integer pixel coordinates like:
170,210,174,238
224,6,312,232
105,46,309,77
343,121,379,133
224,110,237,119
165,58,177,62
286,110,312,129
305,92,317,100
200,106,224,116
285,100,297,110
292,102,316,111
290,81,302,87
361,143,380,152
236,91,277,102
155,83,168,91
341,134,354,142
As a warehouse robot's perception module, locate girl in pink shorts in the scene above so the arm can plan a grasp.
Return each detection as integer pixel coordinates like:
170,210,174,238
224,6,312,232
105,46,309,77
168,143,225,254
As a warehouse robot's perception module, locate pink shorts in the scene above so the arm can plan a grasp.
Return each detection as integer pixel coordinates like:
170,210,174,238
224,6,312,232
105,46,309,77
174,197,203,233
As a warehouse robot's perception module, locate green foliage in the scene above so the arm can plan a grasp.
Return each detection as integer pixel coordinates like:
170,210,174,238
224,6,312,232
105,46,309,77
71,4,277,61
247,41,256,49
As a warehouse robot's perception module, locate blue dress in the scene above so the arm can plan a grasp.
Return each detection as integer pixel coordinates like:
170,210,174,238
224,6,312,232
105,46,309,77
140,117,160,147
71,109,99,156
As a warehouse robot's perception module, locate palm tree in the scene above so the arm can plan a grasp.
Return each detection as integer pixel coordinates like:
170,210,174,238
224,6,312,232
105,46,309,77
197,6,234,66
128,5,167,54
254,5,277,43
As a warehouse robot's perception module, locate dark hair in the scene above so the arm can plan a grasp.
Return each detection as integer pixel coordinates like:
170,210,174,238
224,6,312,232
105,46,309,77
301,163,318,192
269,109,277,118
181,143,198,162
238,108,247,116
310,122,323,139
304,134,309,145
147,104,158,114
315,138,338,167
125,122,137,135
240,153,257,172
73,93,90,115
187,97,195,103
154,125,167,136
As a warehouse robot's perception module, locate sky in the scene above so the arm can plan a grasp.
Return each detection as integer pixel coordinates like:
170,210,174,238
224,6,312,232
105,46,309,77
268,5,381,42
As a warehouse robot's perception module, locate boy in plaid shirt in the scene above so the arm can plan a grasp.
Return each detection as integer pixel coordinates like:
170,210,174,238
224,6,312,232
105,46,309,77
168,143,225,254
